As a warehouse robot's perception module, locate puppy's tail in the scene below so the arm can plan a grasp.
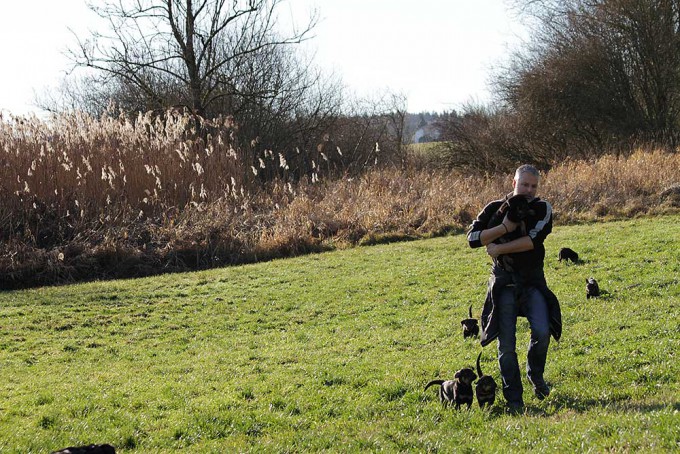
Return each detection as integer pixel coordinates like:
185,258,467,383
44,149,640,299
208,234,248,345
424,379,445,391
468,305,473,318
476,351,484,378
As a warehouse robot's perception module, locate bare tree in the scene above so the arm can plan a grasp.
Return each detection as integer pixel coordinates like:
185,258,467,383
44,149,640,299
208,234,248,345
503,0,680,150
316,91,409,176
68,0,318,117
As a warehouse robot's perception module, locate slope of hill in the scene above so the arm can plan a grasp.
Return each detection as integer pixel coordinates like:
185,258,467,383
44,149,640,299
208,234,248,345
0,215,678,452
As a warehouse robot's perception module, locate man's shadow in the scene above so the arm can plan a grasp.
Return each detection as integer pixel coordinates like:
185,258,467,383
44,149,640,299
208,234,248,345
485,395,680,417
528,395,680,416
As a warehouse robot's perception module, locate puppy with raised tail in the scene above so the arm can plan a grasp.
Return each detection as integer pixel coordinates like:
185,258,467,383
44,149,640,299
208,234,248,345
461,305,479,339
586,277,600,298
425,367,477,409
474,352,497,408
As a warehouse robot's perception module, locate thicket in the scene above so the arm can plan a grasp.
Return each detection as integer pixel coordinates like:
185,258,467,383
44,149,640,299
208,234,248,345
436,0,680,172
1,111,679,289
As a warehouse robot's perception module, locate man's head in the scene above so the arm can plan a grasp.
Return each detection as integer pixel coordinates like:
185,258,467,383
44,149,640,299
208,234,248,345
513,164,540,199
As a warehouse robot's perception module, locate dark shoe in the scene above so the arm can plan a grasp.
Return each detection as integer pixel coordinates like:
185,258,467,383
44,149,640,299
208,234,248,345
506,401,525,415
528,375,550,400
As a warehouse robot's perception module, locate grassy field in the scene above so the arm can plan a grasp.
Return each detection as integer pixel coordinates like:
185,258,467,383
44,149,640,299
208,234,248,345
0,215,678,452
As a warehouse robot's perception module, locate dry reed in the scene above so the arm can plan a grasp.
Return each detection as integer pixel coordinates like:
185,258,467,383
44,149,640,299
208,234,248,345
1,111,678,288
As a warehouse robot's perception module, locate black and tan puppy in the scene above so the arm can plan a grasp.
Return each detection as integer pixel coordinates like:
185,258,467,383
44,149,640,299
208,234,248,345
505,194,533,222
461,305,479,339
586,277,600,298
558,247,579,263
425,367,477,409
51,445,116,454
474,352,497,408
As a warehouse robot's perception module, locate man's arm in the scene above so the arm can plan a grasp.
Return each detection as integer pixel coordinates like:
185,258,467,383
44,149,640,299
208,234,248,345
468,200,506,248
486,236,533,258
486,199,552,258
479,216,519,246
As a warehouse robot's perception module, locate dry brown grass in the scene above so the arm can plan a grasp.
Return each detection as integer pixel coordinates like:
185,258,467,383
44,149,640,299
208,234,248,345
541,149,680,221
1,112,678,288
1,110,249,226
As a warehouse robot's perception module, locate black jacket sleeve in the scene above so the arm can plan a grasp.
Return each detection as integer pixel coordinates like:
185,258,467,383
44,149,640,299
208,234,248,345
525,199,553,249
467,200,503,248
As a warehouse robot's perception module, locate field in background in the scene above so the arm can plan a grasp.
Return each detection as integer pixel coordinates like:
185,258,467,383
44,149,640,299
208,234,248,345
405,141,447,156
1,112,680,288
0,215,678,452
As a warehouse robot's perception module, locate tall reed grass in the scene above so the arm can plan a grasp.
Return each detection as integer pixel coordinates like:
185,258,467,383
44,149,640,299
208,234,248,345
1,111,678,288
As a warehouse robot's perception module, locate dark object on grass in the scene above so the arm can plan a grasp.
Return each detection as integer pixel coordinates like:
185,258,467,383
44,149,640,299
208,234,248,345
474,352,497,408
586,277,600,298
558,247,579,263
51,445,116,454
425,368,477,409
461,305,479,339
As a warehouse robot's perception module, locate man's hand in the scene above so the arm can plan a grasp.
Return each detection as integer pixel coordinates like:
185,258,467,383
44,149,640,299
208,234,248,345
486,242,502,258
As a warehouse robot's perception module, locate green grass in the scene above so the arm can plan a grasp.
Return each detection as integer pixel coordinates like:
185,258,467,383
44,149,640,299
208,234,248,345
1,215,678,452
406,141,448,158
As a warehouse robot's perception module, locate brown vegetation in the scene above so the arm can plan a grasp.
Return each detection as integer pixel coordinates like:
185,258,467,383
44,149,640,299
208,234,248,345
437,0,680,172
1,112,678,289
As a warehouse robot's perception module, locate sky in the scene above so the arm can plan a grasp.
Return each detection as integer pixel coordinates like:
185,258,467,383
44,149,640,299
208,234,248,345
0,0,528,117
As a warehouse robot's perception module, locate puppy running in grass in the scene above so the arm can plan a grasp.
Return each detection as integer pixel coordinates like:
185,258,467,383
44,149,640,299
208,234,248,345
474,352,498,408
425,367,477,409
461,305,480,339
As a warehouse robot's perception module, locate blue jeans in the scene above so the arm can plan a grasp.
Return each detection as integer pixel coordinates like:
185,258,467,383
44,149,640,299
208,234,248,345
496,285,551,404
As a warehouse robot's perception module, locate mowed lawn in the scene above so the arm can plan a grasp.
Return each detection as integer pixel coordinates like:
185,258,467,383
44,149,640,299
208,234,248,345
0,215,678,452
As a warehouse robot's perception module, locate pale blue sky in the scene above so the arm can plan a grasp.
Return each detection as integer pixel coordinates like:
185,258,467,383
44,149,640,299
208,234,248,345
0,0,527,116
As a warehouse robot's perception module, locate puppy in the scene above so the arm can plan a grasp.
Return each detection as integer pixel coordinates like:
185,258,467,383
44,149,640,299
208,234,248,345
586,277,600,298
425,367,477,409
558,247,579,263
505,194,533,223
51,445,116,454
488,195,532,239
461,305,479,339
474,352,497,408
424,379,456,408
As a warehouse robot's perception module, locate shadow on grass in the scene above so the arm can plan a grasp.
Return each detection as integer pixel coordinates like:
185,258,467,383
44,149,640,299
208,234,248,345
1,224,469,291
0,239,337,291
526,394,680,416
477,394,680,419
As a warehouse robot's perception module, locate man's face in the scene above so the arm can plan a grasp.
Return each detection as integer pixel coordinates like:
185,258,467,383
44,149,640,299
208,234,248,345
513,172,539,199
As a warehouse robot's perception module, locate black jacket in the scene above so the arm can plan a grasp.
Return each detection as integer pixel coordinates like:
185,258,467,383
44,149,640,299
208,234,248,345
467,193,562,346
479,266,562,346
467,193,553,272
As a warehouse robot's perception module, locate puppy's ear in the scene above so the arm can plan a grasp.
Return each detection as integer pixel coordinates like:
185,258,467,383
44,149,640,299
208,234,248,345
454,370,461,379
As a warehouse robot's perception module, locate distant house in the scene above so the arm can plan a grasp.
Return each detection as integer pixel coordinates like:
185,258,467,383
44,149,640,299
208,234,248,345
404,112,444,144
412,123,440,143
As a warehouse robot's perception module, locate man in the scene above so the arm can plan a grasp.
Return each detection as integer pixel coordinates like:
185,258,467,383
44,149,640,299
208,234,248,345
467,164,562,413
